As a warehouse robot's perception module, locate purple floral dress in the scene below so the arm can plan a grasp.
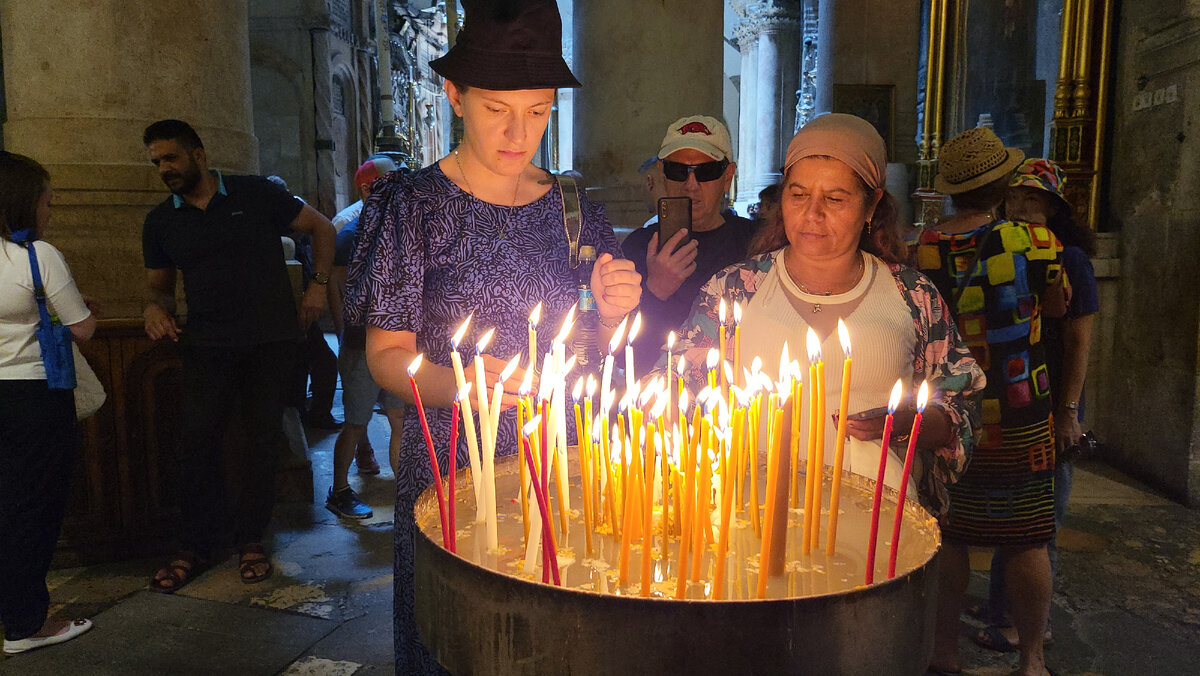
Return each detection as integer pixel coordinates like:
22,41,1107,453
343,164,619,674
664,248,985,519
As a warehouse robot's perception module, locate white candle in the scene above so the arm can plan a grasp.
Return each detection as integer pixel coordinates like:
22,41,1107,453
474,328,497,549
625,312,643,395
456,383,485,523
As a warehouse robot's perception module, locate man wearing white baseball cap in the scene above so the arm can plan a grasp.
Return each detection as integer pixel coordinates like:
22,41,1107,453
621,115,755,376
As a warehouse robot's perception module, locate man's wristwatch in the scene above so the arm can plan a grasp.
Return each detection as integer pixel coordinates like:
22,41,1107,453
311,271,330,286
1061,401,1078,411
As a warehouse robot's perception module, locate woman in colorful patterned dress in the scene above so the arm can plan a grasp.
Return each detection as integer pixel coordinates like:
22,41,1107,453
342,2,641,673
668,113,984,521
918,128,1066,676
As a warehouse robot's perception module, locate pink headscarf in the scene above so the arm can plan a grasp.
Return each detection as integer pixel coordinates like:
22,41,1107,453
783,113,886,191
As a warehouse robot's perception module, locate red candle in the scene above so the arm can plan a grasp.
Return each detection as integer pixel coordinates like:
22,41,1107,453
522,416,561,586
408,354,449,549
888,381,930,579
448,397,460,554
866,380,904,585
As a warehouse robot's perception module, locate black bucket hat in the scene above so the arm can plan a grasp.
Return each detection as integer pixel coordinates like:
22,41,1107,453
430,0,581,90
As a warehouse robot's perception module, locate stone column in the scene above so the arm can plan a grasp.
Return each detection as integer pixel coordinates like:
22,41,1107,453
573,0,723,234
734,21,759,204
0,0,258,319
735,1,801,197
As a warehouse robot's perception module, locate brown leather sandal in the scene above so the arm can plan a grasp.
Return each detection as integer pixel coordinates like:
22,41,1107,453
238,542,273,584
149,551,206,594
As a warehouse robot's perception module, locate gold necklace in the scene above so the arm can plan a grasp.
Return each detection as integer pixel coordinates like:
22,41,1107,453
455,149,521,239
796,253,866,313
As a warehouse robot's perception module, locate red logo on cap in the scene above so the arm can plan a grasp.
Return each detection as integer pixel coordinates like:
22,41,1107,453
678,122,712,136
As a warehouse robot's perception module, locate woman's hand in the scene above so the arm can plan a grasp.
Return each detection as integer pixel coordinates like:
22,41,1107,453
592,253,641,325
467,353,527,411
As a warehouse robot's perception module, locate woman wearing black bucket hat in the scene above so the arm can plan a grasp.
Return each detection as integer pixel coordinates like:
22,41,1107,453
343,1,641,672
916,127,1066,676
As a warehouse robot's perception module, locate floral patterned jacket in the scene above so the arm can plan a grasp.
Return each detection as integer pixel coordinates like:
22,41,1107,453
661,248,986,518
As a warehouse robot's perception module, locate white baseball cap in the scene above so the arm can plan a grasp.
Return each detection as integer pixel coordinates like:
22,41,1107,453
658,115,733,162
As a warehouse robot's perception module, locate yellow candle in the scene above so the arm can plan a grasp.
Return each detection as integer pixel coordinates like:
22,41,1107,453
757,408,783,598
618,437,639,586
641,429,658,597
748,394,762,537
733,301,742,389
789,374,803,509
675,430,695,599
812,356,827,544
826,320,853,556
803,334,819,554
712,433,735,599
574,397,594,557
718,298,728,394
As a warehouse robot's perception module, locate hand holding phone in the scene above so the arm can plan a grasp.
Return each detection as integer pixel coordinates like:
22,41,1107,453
656,197,691,254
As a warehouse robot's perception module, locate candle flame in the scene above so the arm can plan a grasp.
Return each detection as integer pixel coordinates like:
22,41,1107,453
407,353,424,377
667,330,676,351
723,361,734,386
678,387,690,412
586,374,597,398
591,415,602,442
572,377,584,402
522,415,542,438
476,327,495,354
518,371,533,397
627,312,643,343
734,300,743,324
638,383,654,409
757,373,775,393
608,316,628,354
650,398,668,421
500,355,520,383
806,327,820,362
554,316,575,346
838,318,851,357
676,355,687,375
563,354,578,375
888,379,903,414
451,314,472,349
696,385,712,404
733,386,751,407
779,341,790,382
742,368,755,392
529,301,542,327
751,355,762,375
457,382,473,402
790,360,803,383
719,298,727,324
706,348,719,370
916,380,930,412
776,381,792,406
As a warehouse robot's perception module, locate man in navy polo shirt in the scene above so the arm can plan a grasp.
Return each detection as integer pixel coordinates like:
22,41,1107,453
140,119,336,593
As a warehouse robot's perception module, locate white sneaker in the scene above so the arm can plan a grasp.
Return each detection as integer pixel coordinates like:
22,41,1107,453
2,618,93,655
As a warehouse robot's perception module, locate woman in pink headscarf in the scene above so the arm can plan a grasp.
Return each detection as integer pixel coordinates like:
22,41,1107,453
667,113,984,519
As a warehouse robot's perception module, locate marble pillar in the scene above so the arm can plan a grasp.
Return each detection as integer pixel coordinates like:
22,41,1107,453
734,1,801,198
572,0,724,234
735,24,759,204
1,0,258,319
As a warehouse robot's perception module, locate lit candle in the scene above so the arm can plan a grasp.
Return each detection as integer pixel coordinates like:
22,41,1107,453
407,354,448,549
706,348,719,390
866,380,904,585
601,316,627,418
449,316,481,510
666,330,676,419
789,360,803,509
625,312,642,395
803,330,820,553
813,338,827,544
473,328,497,549
733,301,743,389
528,301,542,374
718,298,728,394
713,423,736,599
756,398,786,598
826,319,853,556
888,381,929,579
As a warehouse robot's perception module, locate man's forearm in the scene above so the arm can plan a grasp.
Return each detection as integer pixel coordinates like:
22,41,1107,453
146,288,176,317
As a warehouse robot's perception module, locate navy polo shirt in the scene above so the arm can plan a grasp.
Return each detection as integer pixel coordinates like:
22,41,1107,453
142,172,305,347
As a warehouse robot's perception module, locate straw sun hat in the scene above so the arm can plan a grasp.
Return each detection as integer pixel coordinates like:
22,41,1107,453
933,127,1025,195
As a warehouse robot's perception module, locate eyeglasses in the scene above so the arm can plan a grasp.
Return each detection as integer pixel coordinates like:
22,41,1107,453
661,159,729,183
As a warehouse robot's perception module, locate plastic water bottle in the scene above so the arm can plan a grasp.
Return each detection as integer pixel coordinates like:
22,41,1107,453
573,246,602,372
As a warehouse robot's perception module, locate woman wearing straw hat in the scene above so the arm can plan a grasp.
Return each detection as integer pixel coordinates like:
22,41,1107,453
916,128,1066,676
343,1,641,671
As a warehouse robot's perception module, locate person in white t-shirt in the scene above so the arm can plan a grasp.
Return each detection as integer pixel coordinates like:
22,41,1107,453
0,152,96,656
331,156,399,232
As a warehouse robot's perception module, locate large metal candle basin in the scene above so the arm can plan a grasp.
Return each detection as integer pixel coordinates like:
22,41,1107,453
415,453,940,675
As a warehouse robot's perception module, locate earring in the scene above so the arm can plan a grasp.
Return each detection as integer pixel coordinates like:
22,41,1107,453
866,220,873,234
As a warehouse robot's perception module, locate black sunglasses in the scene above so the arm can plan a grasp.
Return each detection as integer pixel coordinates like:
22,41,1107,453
661,159,729,183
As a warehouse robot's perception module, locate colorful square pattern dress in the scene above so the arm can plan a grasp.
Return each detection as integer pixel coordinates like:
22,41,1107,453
917,219,1062,546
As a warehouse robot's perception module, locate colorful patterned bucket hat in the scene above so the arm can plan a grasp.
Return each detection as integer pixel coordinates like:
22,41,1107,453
1010,158,1068,207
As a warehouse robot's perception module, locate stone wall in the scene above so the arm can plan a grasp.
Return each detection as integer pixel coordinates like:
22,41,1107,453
1094,3,1200,504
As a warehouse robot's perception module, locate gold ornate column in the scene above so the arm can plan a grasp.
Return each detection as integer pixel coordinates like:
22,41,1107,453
1047,0,1115,230
913,0,949,230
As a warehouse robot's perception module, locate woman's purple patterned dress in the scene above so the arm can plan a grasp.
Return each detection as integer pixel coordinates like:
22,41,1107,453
343,163,620,674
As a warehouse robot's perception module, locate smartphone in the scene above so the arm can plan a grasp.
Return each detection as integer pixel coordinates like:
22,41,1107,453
832,405,890,428
657,197,692,253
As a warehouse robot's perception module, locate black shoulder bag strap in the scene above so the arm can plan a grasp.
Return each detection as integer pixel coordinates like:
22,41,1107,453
556,174,582,270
